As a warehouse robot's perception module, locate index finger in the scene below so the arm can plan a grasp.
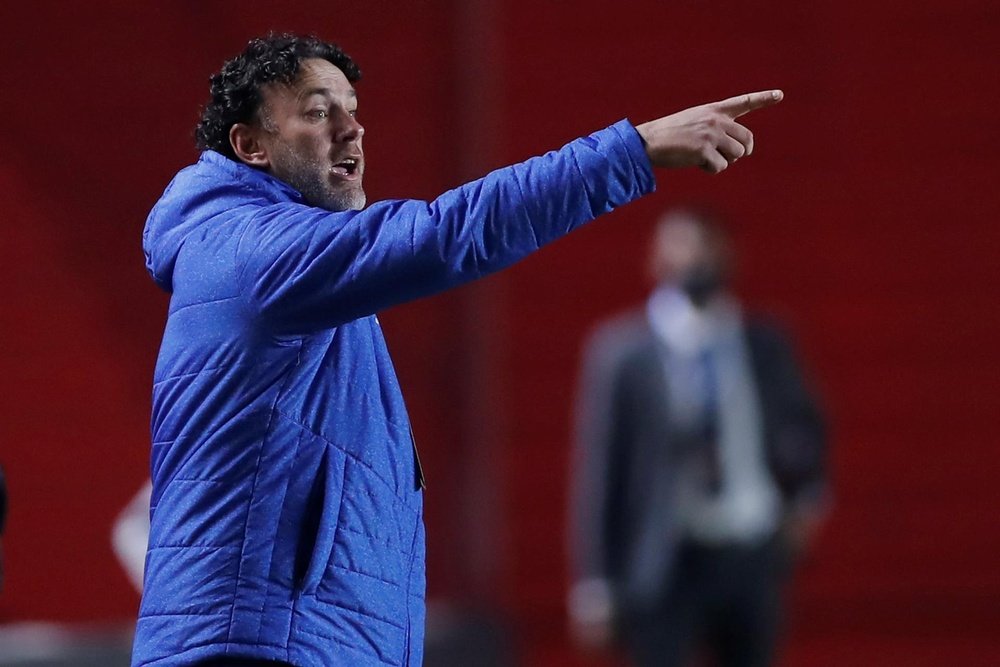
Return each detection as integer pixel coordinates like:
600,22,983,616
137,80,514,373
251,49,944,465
711,90,784,119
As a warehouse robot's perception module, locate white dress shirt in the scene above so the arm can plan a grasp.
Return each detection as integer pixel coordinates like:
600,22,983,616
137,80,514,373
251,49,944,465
647,287,781,545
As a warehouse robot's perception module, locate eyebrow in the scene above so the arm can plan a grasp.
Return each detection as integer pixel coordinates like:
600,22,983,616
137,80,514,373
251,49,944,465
299,87,357,101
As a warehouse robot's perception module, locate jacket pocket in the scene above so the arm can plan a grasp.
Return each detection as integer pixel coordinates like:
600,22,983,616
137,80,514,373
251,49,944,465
297,446,347,595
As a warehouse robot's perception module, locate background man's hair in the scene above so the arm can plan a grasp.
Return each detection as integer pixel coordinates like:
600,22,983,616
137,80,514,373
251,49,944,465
195,33,361,160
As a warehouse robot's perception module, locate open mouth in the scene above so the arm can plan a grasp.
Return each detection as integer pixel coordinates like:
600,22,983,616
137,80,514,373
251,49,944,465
331,157,361,178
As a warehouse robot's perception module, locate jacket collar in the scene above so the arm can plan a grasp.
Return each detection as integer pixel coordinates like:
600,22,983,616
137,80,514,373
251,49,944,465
199,150,306,204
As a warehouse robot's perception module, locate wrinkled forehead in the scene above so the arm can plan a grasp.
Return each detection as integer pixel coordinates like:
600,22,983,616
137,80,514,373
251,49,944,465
292,58,354,94
653,211,731,269
260,58,356,108
657,214,709,249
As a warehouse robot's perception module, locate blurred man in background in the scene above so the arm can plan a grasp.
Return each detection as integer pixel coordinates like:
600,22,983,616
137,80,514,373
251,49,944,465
570,208,827,667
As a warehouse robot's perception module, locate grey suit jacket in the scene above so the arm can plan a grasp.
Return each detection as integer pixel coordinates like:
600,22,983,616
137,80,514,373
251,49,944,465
570,310,826,613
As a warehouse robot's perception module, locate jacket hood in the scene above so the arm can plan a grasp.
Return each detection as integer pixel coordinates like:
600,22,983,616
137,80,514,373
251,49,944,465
143,151,302,292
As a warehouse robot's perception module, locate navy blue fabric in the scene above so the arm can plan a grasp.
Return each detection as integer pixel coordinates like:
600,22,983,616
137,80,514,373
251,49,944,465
134,120,654,666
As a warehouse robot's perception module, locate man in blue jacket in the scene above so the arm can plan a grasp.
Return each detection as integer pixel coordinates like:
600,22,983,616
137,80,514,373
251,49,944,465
137,33,782,667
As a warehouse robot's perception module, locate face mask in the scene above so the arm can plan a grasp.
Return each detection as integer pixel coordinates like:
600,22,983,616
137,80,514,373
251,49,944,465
680,265,724,307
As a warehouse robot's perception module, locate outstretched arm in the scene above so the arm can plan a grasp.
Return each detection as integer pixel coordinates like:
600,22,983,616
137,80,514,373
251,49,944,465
237,91,784,334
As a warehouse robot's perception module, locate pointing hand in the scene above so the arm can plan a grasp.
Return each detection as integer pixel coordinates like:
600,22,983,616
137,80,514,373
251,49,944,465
635,90,784,173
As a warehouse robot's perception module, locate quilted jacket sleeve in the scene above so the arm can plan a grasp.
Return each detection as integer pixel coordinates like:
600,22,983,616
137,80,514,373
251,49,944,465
236,120,654,335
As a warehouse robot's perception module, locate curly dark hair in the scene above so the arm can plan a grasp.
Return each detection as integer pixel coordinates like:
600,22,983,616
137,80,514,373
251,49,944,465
195,33,362,159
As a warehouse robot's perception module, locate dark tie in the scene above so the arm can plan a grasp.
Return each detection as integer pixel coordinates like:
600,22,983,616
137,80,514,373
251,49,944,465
697,347,722,494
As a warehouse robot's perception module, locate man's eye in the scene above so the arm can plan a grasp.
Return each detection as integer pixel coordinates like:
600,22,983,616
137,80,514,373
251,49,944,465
308,109,328,119
349,110,358,118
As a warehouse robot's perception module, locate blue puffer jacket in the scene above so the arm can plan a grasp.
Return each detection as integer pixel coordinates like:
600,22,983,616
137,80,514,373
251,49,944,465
134,120,653,666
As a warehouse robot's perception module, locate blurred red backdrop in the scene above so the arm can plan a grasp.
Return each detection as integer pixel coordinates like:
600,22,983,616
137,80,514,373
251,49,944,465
1,2,998,665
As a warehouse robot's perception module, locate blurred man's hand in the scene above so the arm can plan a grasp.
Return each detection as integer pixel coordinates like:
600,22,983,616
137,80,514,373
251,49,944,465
568,579,617,652
783,508,825,561
636,90,783,173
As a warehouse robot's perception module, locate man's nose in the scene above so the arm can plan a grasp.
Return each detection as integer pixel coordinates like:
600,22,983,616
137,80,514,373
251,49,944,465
335,112,364,143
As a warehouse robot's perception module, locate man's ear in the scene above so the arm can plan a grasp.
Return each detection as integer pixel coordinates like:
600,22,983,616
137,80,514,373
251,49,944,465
229,123,270,168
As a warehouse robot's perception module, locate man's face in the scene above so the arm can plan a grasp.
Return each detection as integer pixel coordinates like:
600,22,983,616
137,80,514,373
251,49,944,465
654,216,711,279
255,58,366,211
651,214,731,305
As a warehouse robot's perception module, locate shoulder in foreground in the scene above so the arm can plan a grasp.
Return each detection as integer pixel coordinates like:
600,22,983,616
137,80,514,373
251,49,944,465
148,153,274,233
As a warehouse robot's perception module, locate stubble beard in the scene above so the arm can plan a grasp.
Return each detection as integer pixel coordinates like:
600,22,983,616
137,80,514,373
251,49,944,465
270,145,366,212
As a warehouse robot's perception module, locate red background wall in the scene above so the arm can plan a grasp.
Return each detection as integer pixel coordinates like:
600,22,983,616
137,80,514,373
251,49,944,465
1,2,998,665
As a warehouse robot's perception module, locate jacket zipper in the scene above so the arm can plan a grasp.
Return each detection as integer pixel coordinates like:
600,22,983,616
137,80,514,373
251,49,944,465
410,425,426,491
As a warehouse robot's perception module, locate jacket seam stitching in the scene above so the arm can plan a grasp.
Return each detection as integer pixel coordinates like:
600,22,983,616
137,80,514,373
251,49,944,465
152,364,235,386
402,506,421,665
336,525,407,554
568,147,598,220
327,562,404,591
167,293,240,317
147,544,241,550
258,426,305,647
274,410,417,505
298,598,406,632
225,339,304,644
288,453,348,646
293,627,400,666
138,610,231,618
507,166,541,250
